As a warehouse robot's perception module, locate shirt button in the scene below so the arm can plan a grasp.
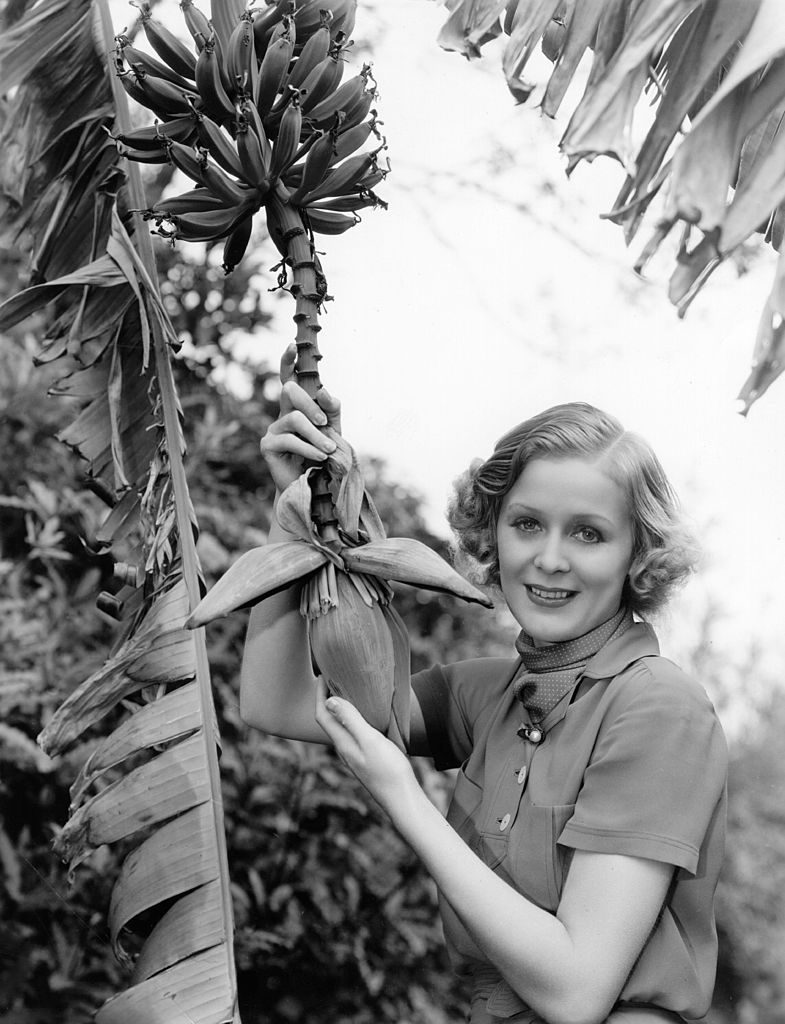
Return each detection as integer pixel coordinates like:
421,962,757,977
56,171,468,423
498,813,511,832
516,766,527,785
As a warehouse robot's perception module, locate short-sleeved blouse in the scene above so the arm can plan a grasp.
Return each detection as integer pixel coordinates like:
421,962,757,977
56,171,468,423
412,623,728,1024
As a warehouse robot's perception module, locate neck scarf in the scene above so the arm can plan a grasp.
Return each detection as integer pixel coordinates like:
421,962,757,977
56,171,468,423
513,606,633,724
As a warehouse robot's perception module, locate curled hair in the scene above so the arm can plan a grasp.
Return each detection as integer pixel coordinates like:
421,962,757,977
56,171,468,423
447,403,698,616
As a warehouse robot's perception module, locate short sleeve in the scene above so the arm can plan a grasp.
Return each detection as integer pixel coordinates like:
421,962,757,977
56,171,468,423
559,658,728,874
412,658,518,771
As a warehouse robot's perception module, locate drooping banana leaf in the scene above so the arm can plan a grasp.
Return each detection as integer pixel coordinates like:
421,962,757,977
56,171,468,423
438,0,785,410
0,0,239,1019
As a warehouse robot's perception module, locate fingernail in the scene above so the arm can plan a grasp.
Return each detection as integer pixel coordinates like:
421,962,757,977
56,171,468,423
315,413,328,426
324,440,337,452
326,697,339,714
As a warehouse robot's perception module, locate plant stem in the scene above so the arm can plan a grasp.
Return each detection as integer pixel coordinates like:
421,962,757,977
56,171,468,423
266,185,340,545
267,184,325,399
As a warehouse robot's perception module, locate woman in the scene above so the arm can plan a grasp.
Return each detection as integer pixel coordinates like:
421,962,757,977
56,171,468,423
241,348,728,1024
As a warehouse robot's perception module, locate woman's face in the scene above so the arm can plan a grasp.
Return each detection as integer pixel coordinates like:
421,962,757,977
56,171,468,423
496,457,634,644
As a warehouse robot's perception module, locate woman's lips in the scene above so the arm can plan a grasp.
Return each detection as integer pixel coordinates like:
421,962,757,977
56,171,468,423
525,584,576,607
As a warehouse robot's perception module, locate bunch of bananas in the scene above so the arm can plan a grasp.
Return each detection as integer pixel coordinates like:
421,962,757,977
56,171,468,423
113,0,387,272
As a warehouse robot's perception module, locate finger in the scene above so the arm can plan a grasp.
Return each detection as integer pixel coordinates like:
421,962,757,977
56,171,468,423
315,387,342,434
269,409,336,449
324,693,372,741
315,679,351,745
280,380,332,430
261,433,331,464
279,343,297,384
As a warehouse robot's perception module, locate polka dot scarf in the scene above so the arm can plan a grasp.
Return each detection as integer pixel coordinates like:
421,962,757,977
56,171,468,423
513,606,633,724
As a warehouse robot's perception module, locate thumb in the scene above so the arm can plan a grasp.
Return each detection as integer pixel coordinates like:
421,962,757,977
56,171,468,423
325,694,364,733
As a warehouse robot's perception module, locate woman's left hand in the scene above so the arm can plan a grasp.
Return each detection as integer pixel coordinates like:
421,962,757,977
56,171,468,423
315,678,418,818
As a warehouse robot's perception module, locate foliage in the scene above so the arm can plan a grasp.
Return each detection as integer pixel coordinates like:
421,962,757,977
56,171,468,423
0,316,504,1021
439,0,785,411
713,687,785,1024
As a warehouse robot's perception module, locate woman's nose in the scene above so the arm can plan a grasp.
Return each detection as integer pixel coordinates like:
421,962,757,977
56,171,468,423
532,533,569,573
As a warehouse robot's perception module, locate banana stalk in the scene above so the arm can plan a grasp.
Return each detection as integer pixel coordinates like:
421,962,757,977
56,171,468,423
107,3,482,748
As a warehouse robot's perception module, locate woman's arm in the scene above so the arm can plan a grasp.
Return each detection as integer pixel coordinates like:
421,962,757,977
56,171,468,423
316,684,673,1024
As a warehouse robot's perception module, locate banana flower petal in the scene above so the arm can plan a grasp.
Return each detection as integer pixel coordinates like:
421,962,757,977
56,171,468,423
309,569,395,736
342,537,493,608
384,602,411,751
186,541,328,627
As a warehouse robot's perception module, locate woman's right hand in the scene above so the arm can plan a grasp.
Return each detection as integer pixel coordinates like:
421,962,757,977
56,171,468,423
260,344,342,494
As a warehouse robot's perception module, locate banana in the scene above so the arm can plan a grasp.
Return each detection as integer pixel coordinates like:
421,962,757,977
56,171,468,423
299,53,343,114
269,96,303,179
222,215,254,273
284,13,331,93
179,0,212,50
296,151,376,205
305,70,366,128
255,17,295,116
252,0,293,59
331,119,373,163
294,0,356,45
287,129,335,205
236,120,270,189
239,97,274,175
194,33,236,125
116,141,170,164
134,1,197,80
306,193,380,212
226,11,258,100
152,187,234,214
116,36,195,90
116,114,197,150
200,157,254,206
334,86,373,133
165,138,208,184
281,164,303,190
304,208,358,235
117,69,172,121
132,69,198,117
155,202,255,242
193,111,248,181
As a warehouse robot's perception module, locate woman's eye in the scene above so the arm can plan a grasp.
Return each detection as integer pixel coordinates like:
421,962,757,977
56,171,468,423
575,526,601,544
515,517,539,532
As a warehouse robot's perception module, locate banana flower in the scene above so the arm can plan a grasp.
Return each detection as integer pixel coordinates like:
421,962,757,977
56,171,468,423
187,430,491,748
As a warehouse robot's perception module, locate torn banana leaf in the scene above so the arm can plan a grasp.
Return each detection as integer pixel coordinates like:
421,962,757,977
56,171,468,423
0,0,240,1018
436,0,785,407
738,245,785,411
561,0,703,172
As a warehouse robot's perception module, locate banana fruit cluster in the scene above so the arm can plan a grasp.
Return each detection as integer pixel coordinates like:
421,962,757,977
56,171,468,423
113,0,387,272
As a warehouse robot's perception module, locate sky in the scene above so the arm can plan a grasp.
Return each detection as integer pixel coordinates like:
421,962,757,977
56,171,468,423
114,0,785,690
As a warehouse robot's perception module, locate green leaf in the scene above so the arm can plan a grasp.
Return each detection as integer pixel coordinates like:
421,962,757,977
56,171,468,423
561,0,703,172
738,246,785,411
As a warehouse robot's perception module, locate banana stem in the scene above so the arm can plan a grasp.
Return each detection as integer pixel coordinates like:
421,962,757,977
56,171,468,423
266,185,339,544
268,183,324,399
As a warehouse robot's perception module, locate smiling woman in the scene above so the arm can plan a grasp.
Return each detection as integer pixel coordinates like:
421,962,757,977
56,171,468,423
241,381,728,1024
495,457,635,645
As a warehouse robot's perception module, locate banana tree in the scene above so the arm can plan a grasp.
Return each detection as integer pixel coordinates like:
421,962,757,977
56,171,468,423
0,0,488,1018
439,0,785,411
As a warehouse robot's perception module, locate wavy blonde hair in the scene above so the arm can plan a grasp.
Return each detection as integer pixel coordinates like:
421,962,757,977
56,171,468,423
447,403,698,616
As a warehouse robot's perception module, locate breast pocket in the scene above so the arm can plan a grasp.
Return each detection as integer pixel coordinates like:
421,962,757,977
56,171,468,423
510,803,576,911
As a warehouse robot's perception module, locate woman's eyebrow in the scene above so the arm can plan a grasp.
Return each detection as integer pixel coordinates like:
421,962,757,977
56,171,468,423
503,502,616,528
